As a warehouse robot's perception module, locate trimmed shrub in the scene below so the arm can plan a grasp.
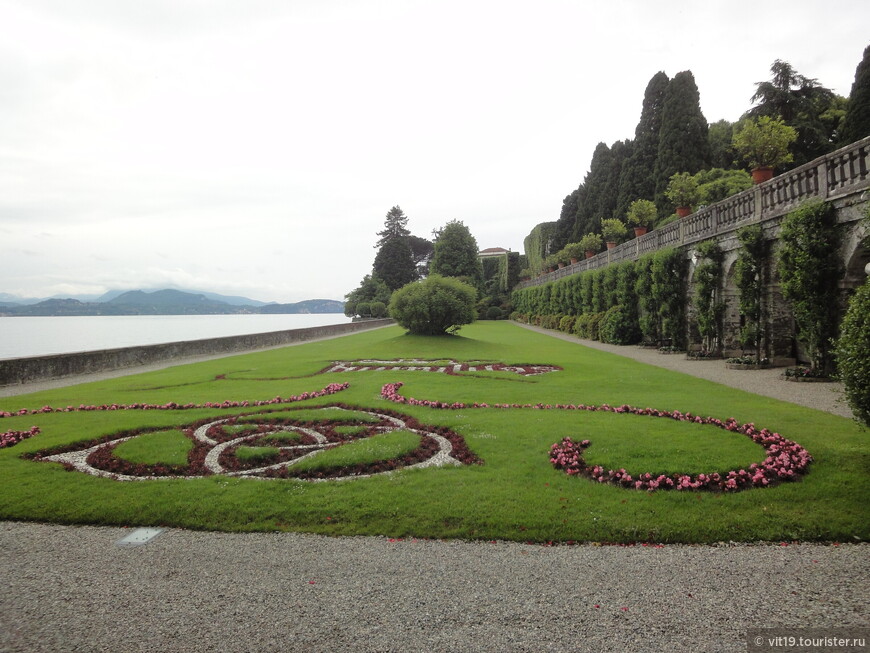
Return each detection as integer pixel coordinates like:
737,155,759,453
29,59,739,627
485,306,504,320
369,301,387,318
599,305,641,345
836,279,870,427
558,315,576,333
388,275,477,335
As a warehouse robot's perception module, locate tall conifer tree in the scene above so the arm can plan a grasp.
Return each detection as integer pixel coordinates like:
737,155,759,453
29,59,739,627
615,72,670,219
840,45,870,145
653,70,710,214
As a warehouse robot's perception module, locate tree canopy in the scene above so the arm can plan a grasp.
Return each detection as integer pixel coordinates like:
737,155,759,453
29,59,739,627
747,60,838,167
840,45,870,145
430,220,483,284
374,205,411,249
373,237,418,291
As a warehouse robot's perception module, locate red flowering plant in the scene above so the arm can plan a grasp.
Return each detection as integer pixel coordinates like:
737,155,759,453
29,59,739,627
380,381,813,492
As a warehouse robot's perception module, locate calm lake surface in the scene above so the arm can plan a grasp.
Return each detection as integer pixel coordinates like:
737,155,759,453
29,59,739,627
0,314,352,360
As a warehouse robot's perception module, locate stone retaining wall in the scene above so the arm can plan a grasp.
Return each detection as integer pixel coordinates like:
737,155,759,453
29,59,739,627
0,318,394,387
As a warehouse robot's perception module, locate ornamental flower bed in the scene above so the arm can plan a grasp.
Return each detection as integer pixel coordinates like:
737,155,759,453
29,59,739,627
380,381,812,492
0,426,40,449
782,366,832,382
0,382,350,420
25,403,481,482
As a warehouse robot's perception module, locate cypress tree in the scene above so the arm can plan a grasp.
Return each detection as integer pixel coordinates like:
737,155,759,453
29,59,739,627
840,45,870,145
615,71,670,218
553,186,583,252
653,71,710,215
575,142,614,238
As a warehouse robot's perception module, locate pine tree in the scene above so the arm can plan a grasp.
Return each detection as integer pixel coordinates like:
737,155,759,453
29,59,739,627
374,206,411,249
653,70,710,214
840,45,870,145
615,72,669,218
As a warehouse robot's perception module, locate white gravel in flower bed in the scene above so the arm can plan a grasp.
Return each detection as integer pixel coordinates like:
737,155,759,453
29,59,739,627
1,521,867,653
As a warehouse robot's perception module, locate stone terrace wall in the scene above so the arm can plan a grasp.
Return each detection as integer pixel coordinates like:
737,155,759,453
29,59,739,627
0,318,395,387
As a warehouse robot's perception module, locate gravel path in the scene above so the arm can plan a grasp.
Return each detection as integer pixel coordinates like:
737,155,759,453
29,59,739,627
1,523,867,652
1,323,866,652
515,323,854,419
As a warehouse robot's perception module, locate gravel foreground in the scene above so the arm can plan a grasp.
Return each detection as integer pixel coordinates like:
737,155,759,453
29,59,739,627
1,522,867,653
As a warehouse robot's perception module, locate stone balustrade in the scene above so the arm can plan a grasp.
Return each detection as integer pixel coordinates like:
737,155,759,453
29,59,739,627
519,136,870,289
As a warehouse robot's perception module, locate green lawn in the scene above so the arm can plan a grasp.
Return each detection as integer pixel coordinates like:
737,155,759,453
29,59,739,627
0,321,866,543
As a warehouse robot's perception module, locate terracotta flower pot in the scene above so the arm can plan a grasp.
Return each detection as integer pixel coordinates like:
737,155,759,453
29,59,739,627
606,242,616,250
557,262,565,269
676,206,692,218
751,167,774,184
570,257,579,264
585,250,595,259
633,226,648,237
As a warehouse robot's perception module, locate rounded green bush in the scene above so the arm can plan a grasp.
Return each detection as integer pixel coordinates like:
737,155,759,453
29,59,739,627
388,274,477,335
836,278,870,426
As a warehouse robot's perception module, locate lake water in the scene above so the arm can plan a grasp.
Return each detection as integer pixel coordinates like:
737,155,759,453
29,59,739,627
0,314,352,360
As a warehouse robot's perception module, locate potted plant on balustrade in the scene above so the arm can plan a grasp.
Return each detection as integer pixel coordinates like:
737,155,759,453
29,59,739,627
731,115,797,184
562,242,585,265
626,199,657,236
578,233,603,259
665,173,700,218
600,218,628,249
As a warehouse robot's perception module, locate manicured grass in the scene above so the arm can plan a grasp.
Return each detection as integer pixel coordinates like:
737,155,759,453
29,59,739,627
235,446,280,463
112,429,192,466
0,322,867,543
290,430,421,472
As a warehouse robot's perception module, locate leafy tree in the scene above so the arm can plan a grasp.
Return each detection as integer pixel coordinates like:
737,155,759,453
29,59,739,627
406,234,434,276
654,71,710,214
616,71,670,218
692,168,753,204
430,220,483,285
373,237,417,291
747,60,837,167
553,186,585,252
651,248,687,348
840,44,870,145
732,116,797,170
388,275,477,335
344,274,392,316
777,200,840,372
374,205,411,249
707,119,738,169
836,277,870,426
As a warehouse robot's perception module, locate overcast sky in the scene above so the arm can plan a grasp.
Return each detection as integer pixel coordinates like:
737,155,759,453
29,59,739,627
2,0,868,303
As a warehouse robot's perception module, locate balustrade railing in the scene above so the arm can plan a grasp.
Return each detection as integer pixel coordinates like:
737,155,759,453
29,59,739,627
518,136,870,289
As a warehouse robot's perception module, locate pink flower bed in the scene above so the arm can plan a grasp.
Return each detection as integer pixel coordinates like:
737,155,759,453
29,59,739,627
0,426,40,449
0,382,350,419
380,381,813,492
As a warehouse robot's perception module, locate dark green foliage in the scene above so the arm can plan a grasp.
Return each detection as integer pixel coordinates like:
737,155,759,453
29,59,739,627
373,237,418,291
553,187,584,252
707,119,738,169
613,262,641,344
485,306,504,320
369,302,387,318
654,71,710,214
616,72,670,218
374,205,411,249
734,225,769,359
344,274,392,317
777,200,840,372
693,168,753,204
836,278,870,426
840,45,870,145
635,255,658,343
406,235,435,276
388,275,477,335
747,59,838,168
430,220,483,285
599,305,636,345
651,248,688,348
692,240,726,353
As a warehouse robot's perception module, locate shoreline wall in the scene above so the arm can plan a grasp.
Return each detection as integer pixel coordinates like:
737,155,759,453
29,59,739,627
0,318,394,387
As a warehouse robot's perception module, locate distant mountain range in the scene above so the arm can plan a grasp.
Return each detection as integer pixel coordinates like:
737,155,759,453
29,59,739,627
0,289,344,316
